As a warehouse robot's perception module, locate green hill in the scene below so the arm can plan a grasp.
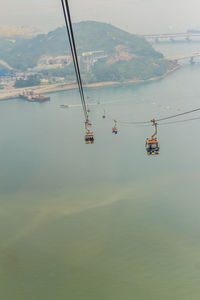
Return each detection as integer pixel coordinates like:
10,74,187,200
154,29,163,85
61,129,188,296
0,21,162,70
0,21,176,83
90,57,174,83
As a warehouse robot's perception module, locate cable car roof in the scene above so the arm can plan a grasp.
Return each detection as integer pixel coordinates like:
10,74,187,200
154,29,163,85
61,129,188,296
146,138,158,143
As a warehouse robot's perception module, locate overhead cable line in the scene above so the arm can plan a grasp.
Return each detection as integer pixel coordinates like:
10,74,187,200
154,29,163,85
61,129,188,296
64,0,88,119
61,0,88,122
158,115,200,125
104,111,150,125
119,123,150,128
156,107,200,122
116,106,200,125
119,120,151,125
119,116,200,127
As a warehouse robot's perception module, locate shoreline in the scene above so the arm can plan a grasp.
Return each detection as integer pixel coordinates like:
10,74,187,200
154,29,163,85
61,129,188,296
0,64,180,101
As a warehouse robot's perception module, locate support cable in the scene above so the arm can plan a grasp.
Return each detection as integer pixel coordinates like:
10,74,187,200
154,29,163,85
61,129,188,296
156,107,200,122
61,0,84,113
61,0,88,122
63,0,88,120
119,116,200,128
116,107,200,125
158,116,200,125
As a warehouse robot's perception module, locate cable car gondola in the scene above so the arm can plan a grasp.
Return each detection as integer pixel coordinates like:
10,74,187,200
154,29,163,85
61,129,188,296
145,119,160,155
112,120,118,134
145,138,159,155
85,131,94,144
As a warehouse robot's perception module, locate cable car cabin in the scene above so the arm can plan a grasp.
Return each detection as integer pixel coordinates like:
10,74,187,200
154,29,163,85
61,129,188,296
112,126,118,134
85,131,94,144
87,121,92,127
145,138,160,155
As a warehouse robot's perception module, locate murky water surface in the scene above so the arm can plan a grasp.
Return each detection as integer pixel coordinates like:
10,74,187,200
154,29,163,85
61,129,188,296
1,43,200,299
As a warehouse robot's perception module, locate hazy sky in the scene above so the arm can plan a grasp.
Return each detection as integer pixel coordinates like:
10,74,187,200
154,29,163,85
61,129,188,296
1,0,200,34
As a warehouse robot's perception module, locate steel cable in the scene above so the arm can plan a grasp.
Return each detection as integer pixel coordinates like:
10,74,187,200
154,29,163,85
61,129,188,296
61,0,88,121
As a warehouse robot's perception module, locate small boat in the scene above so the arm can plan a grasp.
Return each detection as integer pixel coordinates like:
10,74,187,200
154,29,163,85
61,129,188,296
60,104,69,108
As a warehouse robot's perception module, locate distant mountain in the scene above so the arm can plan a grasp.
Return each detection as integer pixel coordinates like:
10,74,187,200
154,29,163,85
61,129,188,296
0,21,178,83
0,21,163,70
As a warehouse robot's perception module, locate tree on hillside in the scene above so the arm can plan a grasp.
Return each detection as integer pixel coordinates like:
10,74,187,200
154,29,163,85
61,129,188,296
14,75,40,88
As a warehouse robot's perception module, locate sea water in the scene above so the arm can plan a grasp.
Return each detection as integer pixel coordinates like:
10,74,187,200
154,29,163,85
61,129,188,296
1,43,200,299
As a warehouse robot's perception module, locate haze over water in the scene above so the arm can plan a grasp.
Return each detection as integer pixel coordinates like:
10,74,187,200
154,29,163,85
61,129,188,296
1,43,200,299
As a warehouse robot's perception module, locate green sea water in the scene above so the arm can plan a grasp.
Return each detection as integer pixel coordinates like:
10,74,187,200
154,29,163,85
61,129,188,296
1,44,200,299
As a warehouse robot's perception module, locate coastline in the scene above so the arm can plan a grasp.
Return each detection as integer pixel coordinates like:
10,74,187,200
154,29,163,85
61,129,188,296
0,64,180,101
